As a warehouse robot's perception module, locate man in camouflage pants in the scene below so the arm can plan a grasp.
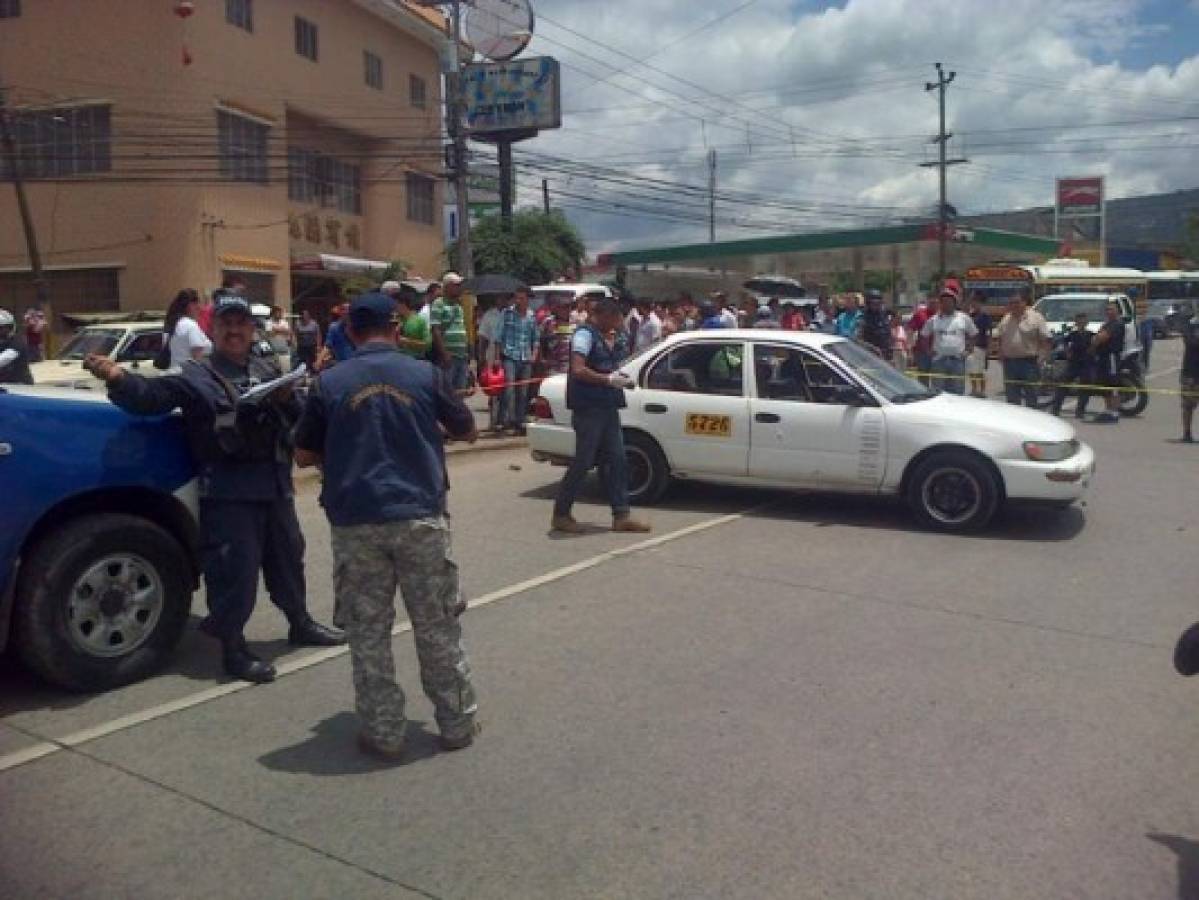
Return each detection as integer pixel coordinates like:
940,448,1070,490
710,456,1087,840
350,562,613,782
295,292,479,760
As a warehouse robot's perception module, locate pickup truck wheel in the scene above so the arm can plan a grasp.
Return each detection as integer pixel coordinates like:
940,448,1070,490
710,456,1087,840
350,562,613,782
907,450,1000,533
15,513,192,692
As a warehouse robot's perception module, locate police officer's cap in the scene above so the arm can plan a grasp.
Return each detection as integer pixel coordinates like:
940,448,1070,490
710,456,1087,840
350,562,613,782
349,291,396,330
213,293,252,319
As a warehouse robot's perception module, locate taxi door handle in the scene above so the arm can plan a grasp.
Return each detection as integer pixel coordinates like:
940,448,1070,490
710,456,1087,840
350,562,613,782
754,413,781,424
644,403,668,414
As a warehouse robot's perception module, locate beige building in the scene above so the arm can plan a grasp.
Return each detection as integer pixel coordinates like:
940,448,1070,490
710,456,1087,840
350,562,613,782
0,0,450,337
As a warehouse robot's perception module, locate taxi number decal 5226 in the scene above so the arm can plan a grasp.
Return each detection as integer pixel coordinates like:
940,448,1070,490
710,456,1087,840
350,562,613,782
685,413,732,437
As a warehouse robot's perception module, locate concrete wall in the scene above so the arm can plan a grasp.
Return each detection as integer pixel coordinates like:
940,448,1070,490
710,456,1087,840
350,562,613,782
0,0,446,331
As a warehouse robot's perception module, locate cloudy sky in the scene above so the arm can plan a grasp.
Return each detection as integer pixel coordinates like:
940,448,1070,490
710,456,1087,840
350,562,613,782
482,0,1199,253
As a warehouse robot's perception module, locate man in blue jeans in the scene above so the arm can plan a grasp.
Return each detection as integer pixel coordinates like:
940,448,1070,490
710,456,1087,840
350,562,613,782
551,299,651,534
497,286,539,435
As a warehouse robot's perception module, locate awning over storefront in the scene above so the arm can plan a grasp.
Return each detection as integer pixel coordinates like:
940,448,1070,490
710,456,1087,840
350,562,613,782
219,254,283,272
291,253,389,276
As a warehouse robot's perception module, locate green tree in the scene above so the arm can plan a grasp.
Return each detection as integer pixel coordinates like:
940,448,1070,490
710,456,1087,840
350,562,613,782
448,210,585,285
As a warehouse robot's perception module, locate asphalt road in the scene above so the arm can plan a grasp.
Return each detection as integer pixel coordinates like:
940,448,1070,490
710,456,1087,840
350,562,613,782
2,341,1198,899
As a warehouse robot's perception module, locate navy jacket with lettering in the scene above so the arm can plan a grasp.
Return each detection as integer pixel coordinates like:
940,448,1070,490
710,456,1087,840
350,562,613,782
294,342,475,527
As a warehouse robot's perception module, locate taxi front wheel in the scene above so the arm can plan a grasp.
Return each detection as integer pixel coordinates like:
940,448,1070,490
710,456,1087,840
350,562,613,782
906,449,1000,533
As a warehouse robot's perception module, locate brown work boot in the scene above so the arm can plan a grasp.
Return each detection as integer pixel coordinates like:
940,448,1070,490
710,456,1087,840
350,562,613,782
611,514,651,533
551,514,586,533
357,730,406,761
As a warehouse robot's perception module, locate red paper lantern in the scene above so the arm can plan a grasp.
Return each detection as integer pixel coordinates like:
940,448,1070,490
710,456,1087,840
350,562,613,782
174,1,195,18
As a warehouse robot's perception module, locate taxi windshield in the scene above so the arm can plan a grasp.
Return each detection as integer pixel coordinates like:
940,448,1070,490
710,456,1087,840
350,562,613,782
825,339,933,403
57,328,123,360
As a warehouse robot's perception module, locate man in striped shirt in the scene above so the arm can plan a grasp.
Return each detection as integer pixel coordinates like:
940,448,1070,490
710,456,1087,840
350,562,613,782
430,272,471,391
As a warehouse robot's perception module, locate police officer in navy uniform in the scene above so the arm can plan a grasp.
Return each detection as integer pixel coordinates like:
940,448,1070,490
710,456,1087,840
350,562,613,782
86,294,344,683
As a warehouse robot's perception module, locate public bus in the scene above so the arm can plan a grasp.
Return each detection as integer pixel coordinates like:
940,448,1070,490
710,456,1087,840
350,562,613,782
963,259,1149,317
1145,271,1199,335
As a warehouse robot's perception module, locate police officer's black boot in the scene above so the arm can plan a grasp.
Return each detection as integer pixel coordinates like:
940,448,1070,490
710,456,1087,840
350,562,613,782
287,616,346,647
222,636,277,684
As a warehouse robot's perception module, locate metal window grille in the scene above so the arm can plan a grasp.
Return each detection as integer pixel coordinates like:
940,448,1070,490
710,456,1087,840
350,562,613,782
409,74,427,109
406,173,435,224
295,16,318,61
225,0,252,31
364,51,383,90
217,110,269,184
5,105,111,179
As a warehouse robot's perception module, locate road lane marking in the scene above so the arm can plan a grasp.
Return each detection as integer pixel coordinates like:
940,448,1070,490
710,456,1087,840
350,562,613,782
0,504,766,774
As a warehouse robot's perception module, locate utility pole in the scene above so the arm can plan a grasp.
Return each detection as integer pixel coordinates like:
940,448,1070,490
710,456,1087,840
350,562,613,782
542,177,550,214
443,1,473,276
0,88,49,310
920,62,967,281
707,148,717,243
497,139,513,230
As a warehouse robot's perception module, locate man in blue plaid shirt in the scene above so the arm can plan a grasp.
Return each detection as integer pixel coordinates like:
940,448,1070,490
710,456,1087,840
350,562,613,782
498,286,540,434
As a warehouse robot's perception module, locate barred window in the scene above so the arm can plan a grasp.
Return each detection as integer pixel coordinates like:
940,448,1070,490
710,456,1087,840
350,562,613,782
409,74,427,109
295,16,318,61
288,148,360,214
226,0,252,32
0,0,21,19
364,51,383,90
406,173,435,225
5,105,111,179
287,147,316,202
217,110,269,184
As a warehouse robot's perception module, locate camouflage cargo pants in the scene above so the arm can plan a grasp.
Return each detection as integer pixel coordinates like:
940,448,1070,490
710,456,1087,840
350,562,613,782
331,517,477,746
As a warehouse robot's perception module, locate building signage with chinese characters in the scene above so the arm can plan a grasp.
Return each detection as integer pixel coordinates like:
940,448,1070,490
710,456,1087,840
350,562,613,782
463,56,561,136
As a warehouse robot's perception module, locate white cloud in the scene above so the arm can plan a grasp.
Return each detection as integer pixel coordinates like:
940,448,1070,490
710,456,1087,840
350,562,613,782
501,0,1199,251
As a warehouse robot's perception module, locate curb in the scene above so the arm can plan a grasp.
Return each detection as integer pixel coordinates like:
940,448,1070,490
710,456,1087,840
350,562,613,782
293,436,528,481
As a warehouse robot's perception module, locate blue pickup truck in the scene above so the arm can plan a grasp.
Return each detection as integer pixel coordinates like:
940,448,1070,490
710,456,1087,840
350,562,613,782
0,383,200,691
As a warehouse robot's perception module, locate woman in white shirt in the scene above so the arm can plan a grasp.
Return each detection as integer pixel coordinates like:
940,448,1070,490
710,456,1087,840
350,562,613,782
165,289,212,369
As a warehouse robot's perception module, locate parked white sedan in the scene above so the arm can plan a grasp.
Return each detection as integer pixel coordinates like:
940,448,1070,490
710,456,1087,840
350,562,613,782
528,330,1096,532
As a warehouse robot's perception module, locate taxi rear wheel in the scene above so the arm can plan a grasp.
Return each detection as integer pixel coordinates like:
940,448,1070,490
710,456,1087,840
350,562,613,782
15,513,193,692
906,450,1000,533
600,431,670,506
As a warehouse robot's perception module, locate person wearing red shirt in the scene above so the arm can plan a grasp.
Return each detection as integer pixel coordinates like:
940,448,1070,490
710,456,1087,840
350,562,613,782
907,298,935,383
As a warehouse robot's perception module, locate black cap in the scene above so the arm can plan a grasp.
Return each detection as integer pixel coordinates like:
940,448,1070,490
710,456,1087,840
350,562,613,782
213,293,252,319
865,289,883,302
349,291,396,330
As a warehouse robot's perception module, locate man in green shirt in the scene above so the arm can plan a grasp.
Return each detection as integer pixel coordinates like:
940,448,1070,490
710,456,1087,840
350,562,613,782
431,271,470,390
394,286,431,359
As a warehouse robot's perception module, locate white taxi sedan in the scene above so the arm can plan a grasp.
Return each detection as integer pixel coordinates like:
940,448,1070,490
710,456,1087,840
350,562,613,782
528,330,1095,532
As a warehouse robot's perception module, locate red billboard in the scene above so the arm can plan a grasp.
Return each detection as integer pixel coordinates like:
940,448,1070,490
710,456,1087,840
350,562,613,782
1056,177,1104,216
